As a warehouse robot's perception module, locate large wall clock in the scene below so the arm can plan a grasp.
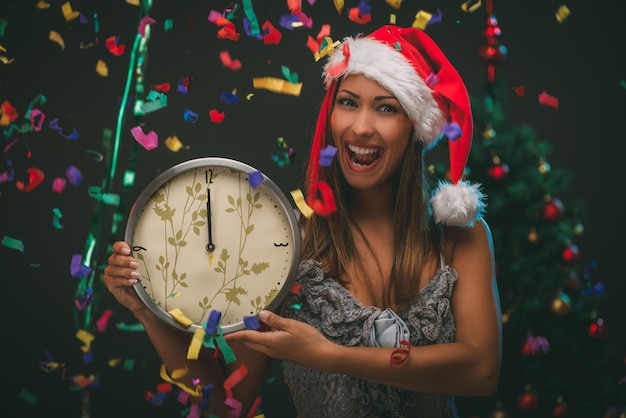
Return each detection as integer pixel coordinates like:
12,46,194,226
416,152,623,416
124,157,301,334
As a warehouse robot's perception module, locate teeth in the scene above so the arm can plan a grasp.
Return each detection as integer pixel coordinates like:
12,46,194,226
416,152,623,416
348,144,379,154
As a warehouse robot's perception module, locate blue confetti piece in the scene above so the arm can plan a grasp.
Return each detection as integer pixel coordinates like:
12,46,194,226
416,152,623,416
244,315,261,330
248,170,264,189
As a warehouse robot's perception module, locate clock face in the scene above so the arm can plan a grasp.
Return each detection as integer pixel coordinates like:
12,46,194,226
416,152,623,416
125,158,301,334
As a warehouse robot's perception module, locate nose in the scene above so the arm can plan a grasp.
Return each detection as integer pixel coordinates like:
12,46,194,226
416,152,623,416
350,108,375,137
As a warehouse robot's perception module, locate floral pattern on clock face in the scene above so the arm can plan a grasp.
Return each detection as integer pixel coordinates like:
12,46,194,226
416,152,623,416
129,165,296,329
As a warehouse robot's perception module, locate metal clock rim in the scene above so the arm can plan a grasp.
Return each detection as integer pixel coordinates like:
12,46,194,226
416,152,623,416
124,156,302,334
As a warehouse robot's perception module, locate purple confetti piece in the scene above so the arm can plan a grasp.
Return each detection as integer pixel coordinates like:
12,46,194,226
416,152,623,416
204,310,222,334
207,10,222,23
244,315,261,330
279,14,299,30
66,165,84,186
443,122,462,141
319,145,337,167
248,170,263,189
425,72,439,87
71,254,92,278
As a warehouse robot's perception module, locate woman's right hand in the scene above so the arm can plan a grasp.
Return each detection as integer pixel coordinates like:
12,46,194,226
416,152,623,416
104,241,145,314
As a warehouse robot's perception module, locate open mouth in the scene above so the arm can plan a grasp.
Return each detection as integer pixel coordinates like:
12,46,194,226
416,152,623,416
347,144,382,168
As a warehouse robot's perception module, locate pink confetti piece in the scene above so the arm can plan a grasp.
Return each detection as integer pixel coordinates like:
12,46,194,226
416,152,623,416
425,72,439,88
138,16,156,37
130,126,158,150
96,309,113,332
30,109,45,131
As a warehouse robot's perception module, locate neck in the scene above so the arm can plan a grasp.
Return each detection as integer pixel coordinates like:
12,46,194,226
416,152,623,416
348,182,395,223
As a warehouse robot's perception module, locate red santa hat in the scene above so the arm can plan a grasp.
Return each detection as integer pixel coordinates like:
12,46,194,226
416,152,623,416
308,25,485,226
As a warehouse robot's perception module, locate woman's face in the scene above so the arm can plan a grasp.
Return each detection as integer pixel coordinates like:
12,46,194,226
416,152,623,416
330,74,413,192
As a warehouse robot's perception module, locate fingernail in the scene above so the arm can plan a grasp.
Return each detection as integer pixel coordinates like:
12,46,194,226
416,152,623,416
129,261,139,268
129,279,138,284
130,271,141,278
259,310,269,320
121,246,131,255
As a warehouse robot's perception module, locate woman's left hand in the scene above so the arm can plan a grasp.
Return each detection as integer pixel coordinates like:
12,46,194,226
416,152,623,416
225,310,334,369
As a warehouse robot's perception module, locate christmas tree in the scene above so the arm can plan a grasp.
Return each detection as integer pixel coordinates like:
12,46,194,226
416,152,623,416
429,6,626,418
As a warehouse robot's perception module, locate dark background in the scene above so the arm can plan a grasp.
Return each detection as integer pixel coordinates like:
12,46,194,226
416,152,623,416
0,0,624,417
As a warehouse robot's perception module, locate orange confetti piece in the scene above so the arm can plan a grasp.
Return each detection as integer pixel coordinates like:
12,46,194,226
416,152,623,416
348,7,371,24
555,5,571,23
96,60,108,77
49,30,65,50
219,50,242,70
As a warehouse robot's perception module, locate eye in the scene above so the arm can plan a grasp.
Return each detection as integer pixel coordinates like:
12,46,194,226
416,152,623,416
378,103,399,113
336,96,357,107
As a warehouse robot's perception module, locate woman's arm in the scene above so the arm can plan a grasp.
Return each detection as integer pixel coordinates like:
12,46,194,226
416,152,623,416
105,241,270,416
225,218,502,397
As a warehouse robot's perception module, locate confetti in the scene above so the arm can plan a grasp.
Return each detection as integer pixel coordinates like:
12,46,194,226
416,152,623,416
61,1,80,21
208,108,225,123
130,125,158,150
248,170,264,189
66,165,83,186
49,30,65,50
319,145,337,167
443,122,462,141
253,77,302,96
555,5,571,23
2,235,24,252
168,308,194,327
49,118,79,139
52,208,64,229
460,0,482,13
52,177,67,193
70,254,92,278
219,50,242,70
309,181,337,216
538,91,559,109
0,100,18,126
412,10,432,30
263,20,282,45
138,16,156,37
105,36,125,56
16,167,45,192
96,60,108,77
390,340,411,364
187,328,206,360
0,45,14,64
164,135,187,152
290,189,314,218
244,315,260,330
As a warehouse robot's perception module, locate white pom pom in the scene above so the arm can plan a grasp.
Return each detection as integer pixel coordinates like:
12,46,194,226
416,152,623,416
430,180,486,226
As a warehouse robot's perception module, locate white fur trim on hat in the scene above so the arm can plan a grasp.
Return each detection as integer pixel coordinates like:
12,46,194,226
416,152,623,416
430,180,486,227
323,36,446,148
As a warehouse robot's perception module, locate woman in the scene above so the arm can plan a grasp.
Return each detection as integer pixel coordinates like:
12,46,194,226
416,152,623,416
105,25,501,417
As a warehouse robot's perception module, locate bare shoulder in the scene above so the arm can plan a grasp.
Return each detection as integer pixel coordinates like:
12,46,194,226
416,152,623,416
443,218,494,265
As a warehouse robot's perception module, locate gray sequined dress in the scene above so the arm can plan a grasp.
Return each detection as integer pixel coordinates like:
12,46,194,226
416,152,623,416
278,259,460,418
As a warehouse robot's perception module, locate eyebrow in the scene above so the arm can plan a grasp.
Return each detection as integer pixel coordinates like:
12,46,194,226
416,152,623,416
337,89,399,102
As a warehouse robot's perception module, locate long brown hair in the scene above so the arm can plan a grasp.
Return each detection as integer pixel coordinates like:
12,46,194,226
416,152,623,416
300,80,443,307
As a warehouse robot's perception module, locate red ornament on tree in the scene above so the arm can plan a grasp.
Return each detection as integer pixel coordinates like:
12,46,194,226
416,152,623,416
542,197,565,221
552,397,568,417
588,318,607,338
562,244,580,263
517,389,539,411
487,162,510,180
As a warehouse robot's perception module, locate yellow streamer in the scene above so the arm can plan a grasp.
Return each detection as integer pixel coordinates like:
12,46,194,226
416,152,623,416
168,308,193,327
253,77,302,96
290,189,314,218
460,0,482,13
159,364,202,397
187,328,205,360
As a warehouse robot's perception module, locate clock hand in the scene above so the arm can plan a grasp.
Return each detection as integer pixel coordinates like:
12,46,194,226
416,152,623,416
206,187,215,252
